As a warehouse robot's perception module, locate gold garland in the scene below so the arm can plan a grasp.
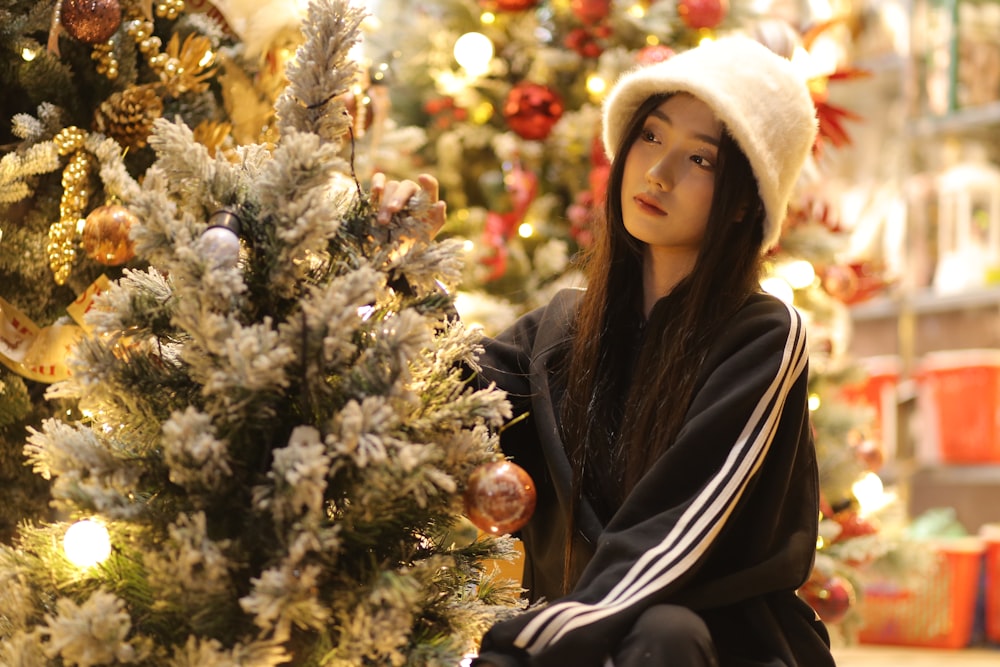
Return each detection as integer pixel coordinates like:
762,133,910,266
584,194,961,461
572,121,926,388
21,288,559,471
47,127,94,286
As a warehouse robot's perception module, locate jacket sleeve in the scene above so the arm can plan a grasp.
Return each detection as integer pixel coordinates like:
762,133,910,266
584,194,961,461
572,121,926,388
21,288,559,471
476,297,817,666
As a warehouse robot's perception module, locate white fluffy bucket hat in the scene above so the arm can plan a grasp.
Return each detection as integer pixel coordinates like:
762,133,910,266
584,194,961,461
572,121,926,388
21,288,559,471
602,36,817,250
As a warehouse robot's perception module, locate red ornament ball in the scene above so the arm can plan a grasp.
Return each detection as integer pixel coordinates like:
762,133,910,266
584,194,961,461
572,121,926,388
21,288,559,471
571,0,612,24
483,0,539,11
800,575,855,624
82,204,137,265
854,439,885,472
503,82,564,141
677,0,729,30
464,460,536,535
60,0,122,44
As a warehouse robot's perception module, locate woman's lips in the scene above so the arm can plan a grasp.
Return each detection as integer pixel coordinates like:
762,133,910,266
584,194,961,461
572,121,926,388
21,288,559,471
634,194,666,215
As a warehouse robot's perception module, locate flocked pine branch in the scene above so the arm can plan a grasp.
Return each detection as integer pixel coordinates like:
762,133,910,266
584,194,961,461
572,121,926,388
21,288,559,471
1,1,523,665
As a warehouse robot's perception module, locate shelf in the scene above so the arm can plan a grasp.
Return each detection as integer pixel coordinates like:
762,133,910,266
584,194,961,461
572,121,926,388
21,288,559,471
913,463,1000,485
906,101,1000,138
908,464,1000,532
849,285,1000,321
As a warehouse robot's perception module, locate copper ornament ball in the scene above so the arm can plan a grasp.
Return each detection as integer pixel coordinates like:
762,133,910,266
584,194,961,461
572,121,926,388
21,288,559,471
82,204,137,266
61,0,123,45
464,460,536,535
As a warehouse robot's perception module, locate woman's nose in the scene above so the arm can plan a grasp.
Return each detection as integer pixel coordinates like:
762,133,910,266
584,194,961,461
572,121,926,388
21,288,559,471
646,158,673,190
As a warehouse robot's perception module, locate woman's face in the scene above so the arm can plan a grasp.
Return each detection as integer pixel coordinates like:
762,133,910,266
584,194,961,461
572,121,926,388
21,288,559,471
620,93,723,262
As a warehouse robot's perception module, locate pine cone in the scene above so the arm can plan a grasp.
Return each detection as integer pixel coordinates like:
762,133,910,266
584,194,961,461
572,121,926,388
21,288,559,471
93,84,165,150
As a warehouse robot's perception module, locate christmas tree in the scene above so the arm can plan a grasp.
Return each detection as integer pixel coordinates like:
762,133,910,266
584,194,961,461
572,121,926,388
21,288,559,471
368,0,907,636
0,0,254,540
0,0,524,663
0,0,331,540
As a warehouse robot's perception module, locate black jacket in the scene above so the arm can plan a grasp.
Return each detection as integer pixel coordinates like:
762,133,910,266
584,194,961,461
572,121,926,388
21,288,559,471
473,288,834,667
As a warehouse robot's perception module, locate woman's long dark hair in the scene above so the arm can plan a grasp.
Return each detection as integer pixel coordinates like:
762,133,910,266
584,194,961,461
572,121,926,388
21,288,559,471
559,93,768,592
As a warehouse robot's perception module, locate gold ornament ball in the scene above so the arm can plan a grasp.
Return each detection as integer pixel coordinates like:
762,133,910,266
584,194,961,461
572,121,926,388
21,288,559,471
464,460,536,535
82,204,137,265
61,0,123,45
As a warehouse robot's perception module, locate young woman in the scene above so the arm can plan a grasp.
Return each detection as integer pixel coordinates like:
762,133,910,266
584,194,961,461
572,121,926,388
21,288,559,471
375,35,834,667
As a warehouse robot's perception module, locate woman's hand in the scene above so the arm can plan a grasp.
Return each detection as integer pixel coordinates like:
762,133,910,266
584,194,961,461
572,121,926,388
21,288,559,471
371,172,447,238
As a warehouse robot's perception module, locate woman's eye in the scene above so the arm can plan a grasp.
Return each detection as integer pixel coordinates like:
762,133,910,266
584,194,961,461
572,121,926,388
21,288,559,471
641,129,657,142
691,155,714,168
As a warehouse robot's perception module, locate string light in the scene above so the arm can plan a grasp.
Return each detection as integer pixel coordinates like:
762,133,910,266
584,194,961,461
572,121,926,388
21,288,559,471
852,472,896,517
775,259,816,289
517,222,534,238
454,32,494,77
471,100,494,124
21,46,37,61
627,3,646,18
63,519,112,569
586,74,607,98
760,276,794,303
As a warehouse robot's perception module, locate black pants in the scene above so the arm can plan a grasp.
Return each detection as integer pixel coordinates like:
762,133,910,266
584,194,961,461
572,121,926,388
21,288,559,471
609,604,720,667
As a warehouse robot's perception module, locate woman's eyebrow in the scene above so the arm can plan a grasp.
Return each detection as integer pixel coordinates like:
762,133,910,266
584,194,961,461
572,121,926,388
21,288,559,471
648,108,721,148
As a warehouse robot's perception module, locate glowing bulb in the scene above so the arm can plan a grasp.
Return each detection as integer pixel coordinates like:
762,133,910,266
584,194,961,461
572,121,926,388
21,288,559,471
586,74,607,97
852,472,895,516
808,393,821,411
463,239,475,252
480,11,496,24
760,276,794,303
517,222,534,238
628,3,646,18
777,259,816,289
454,32,494,77
471,100,494,124
63,520,112,568
21,47,37,61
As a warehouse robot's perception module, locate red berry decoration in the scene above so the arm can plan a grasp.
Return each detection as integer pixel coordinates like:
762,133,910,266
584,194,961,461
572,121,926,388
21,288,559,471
832,510,878,543
800,575,855,624
571,0,612,24
677,0,729,30
60,0,122,44
503,82,564,141
464,460,536,535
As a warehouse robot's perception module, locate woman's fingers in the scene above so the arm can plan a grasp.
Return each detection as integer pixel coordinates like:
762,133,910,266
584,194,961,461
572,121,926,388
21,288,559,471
418,173,447,236
373,173,446,236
